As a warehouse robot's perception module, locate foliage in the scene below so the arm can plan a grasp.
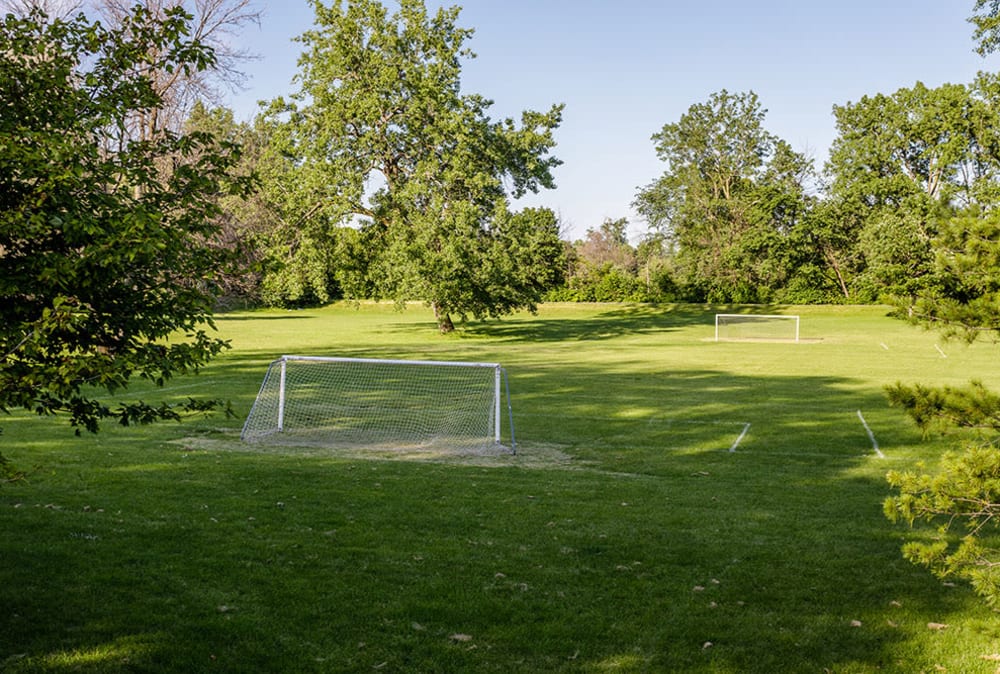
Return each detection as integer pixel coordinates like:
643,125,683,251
201,108,367,308
575,217,636,272
816,15,1000,604
0,7,244,439
855,209,937,299
93,0,261,138
884,194,1000,609
828,82,980,209
825,79,1000,301
265,0,565,331
364,205,566,328
630,76,1000,307
551,217,652,302
971,0,1000,56
887,380,1000,436
545,218,688,303
905,209,1000,340
180,102,272,305
548,263,649,303
885,442,1000,608
635,90,813,303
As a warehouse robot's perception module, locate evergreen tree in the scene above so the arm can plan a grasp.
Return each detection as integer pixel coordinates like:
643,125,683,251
884,209,1000,607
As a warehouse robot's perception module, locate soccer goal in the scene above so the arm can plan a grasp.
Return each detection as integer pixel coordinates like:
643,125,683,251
715,314,800,343
241,356,516,454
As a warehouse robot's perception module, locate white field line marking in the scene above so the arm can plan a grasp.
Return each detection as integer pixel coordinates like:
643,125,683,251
880,343,889,350
729,423,751,453
646,418,753,452
935,344,948,358
857,410,885,459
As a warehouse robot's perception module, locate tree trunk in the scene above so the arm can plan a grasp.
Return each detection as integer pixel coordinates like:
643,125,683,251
822,245,851,299
432,303,454,333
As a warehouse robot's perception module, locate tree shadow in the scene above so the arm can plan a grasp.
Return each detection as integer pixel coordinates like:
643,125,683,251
213,313,314,321
2,311,996,673
458,303,714,342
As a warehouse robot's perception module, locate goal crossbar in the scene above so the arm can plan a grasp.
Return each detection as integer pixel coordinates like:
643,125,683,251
241,355,516,453
279,355,502,369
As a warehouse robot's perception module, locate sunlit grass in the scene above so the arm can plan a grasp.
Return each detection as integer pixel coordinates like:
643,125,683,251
2,302,1000,672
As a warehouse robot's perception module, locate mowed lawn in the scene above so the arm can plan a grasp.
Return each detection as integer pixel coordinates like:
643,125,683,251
2,303,1000,673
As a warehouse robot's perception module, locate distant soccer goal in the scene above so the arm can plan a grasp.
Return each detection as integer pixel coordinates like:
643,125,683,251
241,356,516,454
715,314,800,343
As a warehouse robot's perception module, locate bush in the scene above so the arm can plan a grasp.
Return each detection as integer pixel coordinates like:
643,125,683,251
546,263,687,303
777,264,849,304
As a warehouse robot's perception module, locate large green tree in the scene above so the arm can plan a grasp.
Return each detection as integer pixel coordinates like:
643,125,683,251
0,7,245,448
825,78,1000,299
267,0,565,331
634,90,813,303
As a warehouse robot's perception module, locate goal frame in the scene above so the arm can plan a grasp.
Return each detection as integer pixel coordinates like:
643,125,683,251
241,355,516,453
714,314,800,343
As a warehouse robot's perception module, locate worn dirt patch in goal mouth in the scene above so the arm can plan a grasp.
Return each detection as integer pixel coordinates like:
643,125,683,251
169,435,577,469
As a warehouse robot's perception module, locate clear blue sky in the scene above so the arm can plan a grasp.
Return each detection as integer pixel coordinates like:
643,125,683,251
227,1,991,241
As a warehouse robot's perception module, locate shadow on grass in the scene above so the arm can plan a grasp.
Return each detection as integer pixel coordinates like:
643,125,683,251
2,306,996,672
457,303,711,343
455,303,810,344
214,313,314,321
1,436,989,673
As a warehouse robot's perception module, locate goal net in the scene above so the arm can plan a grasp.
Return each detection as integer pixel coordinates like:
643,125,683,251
241,356,515,453
715,314,800,342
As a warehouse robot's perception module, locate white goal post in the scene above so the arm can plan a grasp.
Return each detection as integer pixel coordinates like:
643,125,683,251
241,355,516,453
715,314,800,343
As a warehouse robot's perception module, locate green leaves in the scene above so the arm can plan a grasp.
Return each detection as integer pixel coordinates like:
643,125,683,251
883,201,1000,597
901,210,1000,340
971,0,1000,56
263,0,565,330
0,7,239,436
636,90,813,303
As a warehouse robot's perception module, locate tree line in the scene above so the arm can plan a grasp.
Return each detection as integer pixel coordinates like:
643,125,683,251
162,7,1000,316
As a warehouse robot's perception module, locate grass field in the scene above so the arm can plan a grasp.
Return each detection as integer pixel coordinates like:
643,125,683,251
2,302,1000,673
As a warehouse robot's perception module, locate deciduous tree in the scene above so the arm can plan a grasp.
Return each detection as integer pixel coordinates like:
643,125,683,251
635,90,812,302
268,0,565,331
576,217,636,273
1,0,261,138
0,7,245,446
971,0,1000,56
825,80,1000,299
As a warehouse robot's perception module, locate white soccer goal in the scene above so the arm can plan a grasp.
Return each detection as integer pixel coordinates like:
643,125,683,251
241,356,516,453
715,314,800,343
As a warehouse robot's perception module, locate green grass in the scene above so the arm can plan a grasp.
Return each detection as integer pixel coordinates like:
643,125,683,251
3,302,1000,672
